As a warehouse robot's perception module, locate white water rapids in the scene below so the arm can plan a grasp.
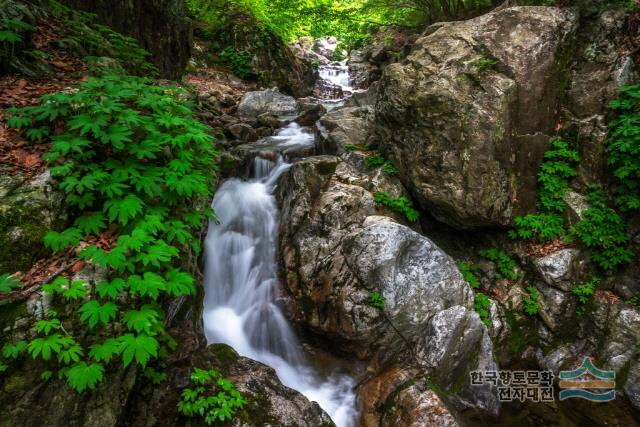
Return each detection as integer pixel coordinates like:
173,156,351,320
202,63,359,427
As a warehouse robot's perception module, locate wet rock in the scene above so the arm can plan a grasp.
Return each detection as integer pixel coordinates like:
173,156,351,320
225,122,259,142
237,88,299,120
295,103,326,126
0,170,67,273
358,366,458,427
256,112,281,129
375,6,578,229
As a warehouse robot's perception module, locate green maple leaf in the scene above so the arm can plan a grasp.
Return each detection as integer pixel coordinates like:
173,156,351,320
58,343,84,364
25,126,50,141
44,228,83,252
75,212,107,235
104,194,144,225
2,340,27,359
68,113,109,137
165,269,195,296
65,362,104,393
79,300,119,329
36,318,62,335
123,304,162,335
118,333,159,368
100,124,133,149
28,334,68,360
0,273,21,293
95,278,126,299
89,338,121,363
128,272,166,299
138,240,179,267
63,281,87,300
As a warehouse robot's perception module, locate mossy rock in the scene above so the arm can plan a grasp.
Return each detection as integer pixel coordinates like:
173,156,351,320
0,171,68,274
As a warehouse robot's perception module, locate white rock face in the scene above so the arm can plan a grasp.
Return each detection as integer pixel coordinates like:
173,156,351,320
532,248,579,290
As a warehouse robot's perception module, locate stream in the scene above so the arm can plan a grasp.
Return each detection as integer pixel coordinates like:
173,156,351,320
202,64,359,426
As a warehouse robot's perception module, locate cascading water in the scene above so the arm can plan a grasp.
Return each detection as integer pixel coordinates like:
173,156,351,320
203,123,359,426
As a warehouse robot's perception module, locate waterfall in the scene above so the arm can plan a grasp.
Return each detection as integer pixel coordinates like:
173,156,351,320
202,124,359,426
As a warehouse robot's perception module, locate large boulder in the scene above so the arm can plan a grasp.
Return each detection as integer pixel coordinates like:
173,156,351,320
237,88,299,120
375,6,578,229
276,149,499,414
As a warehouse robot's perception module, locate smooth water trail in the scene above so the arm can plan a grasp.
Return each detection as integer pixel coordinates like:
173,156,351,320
203,123,358,426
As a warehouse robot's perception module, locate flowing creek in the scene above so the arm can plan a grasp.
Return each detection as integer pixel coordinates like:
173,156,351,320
202,64,360,426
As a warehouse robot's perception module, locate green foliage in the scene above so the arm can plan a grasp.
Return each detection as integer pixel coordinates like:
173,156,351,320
188,0,493,50
522,286,540,316
177,368,247,425
572,277,599,315
476,57,497,72
607,85,640,210
0,273,21,293
219,47,252,78
510,139,579,242
457,261,480,289
0,18,31,58
2,341,28,359
570,192,632,270
474,293,492,326
366,154,398,175
479,248,519,281
6,74,217,391
366,154,386,167
66,362,104,392
510,213,565,242
373,191,419,222
368,291,385,309
344,143,369,152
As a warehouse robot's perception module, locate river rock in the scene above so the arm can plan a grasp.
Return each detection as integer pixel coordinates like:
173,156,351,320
316,106,374,154
375,6,578,229
237,88,299,120
225,122,259,142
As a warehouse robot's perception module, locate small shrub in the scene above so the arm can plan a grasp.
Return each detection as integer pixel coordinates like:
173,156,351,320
474,293,492,326
522,286,540,316
510,139,579,242
368,291,385,309
366,154,398,176
373,191,419,222
570,192,633,270
0,273,21,293
178,367,246,425
219,47,252,79
572,277,599,315
457,261,480,289
479,248,520,281
607,84,640,210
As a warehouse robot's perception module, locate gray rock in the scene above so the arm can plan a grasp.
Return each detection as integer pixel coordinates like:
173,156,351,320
375,6,578,229
237,88,299,120
225,122,259,142
624,359,640,412
316,106,373,154
0,170,67,273
419,306,500,415
532,249,579,291
537,283,575,332
563,191,590,225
